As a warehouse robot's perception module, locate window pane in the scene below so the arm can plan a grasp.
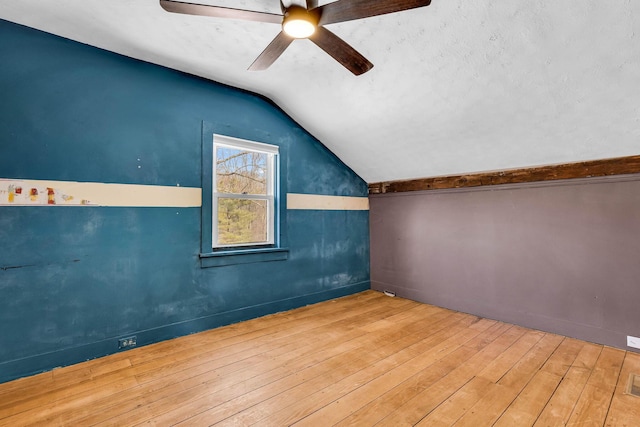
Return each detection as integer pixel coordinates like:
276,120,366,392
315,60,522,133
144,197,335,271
216,147,267,195
217,198,268,245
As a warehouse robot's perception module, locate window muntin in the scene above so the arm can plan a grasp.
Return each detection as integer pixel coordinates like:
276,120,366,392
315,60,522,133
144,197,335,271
212,135,278,248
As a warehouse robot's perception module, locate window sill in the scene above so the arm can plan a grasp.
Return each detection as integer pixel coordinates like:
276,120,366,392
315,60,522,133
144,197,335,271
200,247,289,268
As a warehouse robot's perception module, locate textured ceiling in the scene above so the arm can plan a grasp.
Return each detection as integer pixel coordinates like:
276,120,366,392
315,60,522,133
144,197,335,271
1,0,639,183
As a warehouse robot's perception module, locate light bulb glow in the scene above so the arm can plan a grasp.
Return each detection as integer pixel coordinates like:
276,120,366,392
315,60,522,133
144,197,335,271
283,18,315,38
282,6,317,39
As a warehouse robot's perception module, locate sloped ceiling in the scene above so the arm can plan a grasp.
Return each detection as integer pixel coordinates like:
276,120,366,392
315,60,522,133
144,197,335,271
1,0,638,183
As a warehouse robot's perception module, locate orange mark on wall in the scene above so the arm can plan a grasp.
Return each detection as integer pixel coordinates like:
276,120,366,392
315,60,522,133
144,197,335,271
47,188,55,204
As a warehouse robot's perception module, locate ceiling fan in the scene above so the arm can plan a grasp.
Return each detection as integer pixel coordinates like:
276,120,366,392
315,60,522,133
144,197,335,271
159,0,431,75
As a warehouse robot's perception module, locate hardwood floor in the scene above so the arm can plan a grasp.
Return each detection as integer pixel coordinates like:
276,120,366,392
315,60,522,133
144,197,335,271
1,290,639,426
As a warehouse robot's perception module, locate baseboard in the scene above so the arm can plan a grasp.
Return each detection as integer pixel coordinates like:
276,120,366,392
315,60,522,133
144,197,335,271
0,280,370,384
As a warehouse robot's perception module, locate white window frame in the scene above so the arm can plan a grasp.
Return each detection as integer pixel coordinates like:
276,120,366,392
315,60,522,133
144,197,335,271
212,134,278,249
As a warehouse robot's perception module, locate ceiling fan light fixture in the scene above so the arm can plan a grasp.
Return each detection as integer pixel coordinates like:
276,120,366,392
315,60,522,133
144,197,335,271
160,0,433,74
283,19,315,38
282,6,317,38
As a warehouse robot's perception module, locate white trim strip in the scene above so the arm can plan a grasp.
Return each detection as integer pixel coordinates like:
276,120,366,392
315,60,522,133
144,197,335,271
214,134,279,154
0,178,201,207
0,179,368,210
287,193,369,211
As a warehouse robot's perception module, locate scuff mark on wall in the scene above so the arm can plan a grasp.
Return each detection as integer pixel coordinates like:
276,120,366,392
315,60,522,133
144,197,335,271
0,264,36,271
1,259,81,271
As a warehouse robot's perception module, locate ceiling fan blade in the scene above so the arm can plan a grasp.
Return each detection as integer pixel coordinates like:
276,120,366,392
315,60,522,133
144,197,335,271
309,26,373,75
248,32,294,71
160,0,282,24
316,0,431,25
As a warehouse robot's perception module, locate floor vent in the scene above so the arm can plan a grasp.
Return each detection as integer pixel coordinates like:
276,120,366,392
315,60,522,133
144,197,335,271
627,374,640,397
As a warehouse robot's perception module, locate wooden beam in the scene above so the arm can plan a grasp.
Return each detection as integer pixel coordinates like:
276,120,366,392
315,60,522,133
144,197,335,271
368,155,640,194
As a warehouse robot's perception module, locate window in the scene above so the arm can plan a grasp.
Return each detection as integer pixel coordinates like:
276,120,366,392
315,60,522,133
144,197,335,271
213,135,278,248
199,126,288,268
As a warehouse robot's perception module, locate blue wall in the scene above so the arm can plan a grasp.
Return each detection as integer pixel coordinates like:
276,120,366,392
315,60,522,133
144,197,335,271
0,20,370,383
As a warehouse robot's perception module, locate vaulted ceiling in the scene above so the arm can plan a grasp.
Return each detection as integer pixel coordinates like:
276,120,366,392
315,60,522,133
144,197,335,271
1,0,638,183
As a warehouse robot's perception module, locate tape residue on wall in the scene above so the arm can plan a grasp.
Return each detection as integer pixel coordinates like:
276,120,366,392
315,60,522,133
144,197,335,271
0,179,201,207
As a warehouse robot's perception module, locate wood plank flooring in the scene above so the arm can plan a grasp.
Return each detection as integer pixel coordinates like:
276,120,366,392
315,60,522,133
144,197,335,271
1,290,639,426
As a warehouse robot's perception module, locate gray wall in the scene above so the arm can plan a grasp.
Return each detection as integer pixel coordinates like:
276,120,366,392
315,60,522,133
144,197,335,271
370,174,640,351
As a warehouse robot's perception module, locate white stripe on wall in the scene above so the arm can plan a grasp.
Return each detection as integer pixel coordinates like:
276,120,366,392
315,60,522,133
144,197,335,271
0,179,201,207
1,179,368,210
287,193,369,211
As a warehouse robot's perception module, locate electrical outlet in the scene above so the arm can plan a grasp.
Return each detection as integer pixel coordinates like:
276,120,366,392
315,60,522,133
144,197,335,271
627,335,640,350
118,336,137,349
